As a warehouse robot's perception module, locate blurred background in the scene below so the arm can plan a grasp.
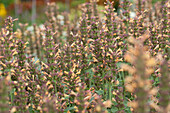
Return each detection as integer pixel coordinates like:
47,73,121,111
0,0,162,28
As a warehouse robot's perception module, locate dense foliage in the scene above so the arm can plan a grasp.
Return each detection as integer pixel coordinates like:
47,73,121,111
0,0,169,113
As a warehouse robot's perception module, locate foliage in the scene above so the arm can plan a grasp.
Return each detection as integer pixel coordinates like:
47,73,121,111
0,0,14,7
0,0,169,113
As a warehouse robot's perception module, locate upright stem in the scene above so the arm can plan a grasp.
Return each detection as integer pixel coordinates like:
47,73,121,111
14,0,19,28
65,0,70,13
32,0,36,24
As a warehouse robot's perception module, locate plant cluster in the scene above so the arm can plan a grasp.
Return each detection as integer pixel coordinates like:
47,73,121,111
0,0,169,113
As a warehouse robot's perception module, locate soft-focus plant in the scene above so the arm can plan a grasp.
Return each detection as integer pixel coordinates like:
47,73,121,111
0,0,169,112
121,31,161,113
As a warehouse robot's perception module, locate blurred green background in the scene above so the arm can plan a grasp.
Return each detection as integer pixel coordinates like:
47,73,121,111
0,0,163,28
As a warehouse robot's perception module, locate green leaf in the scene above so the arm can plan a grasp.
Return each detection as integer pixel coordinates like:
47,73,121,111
64,106,75,112
28,106,35,113
9,88,16,105
89,96,95,103
95,90,104,95
111,107,118,113
124,107,132,113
